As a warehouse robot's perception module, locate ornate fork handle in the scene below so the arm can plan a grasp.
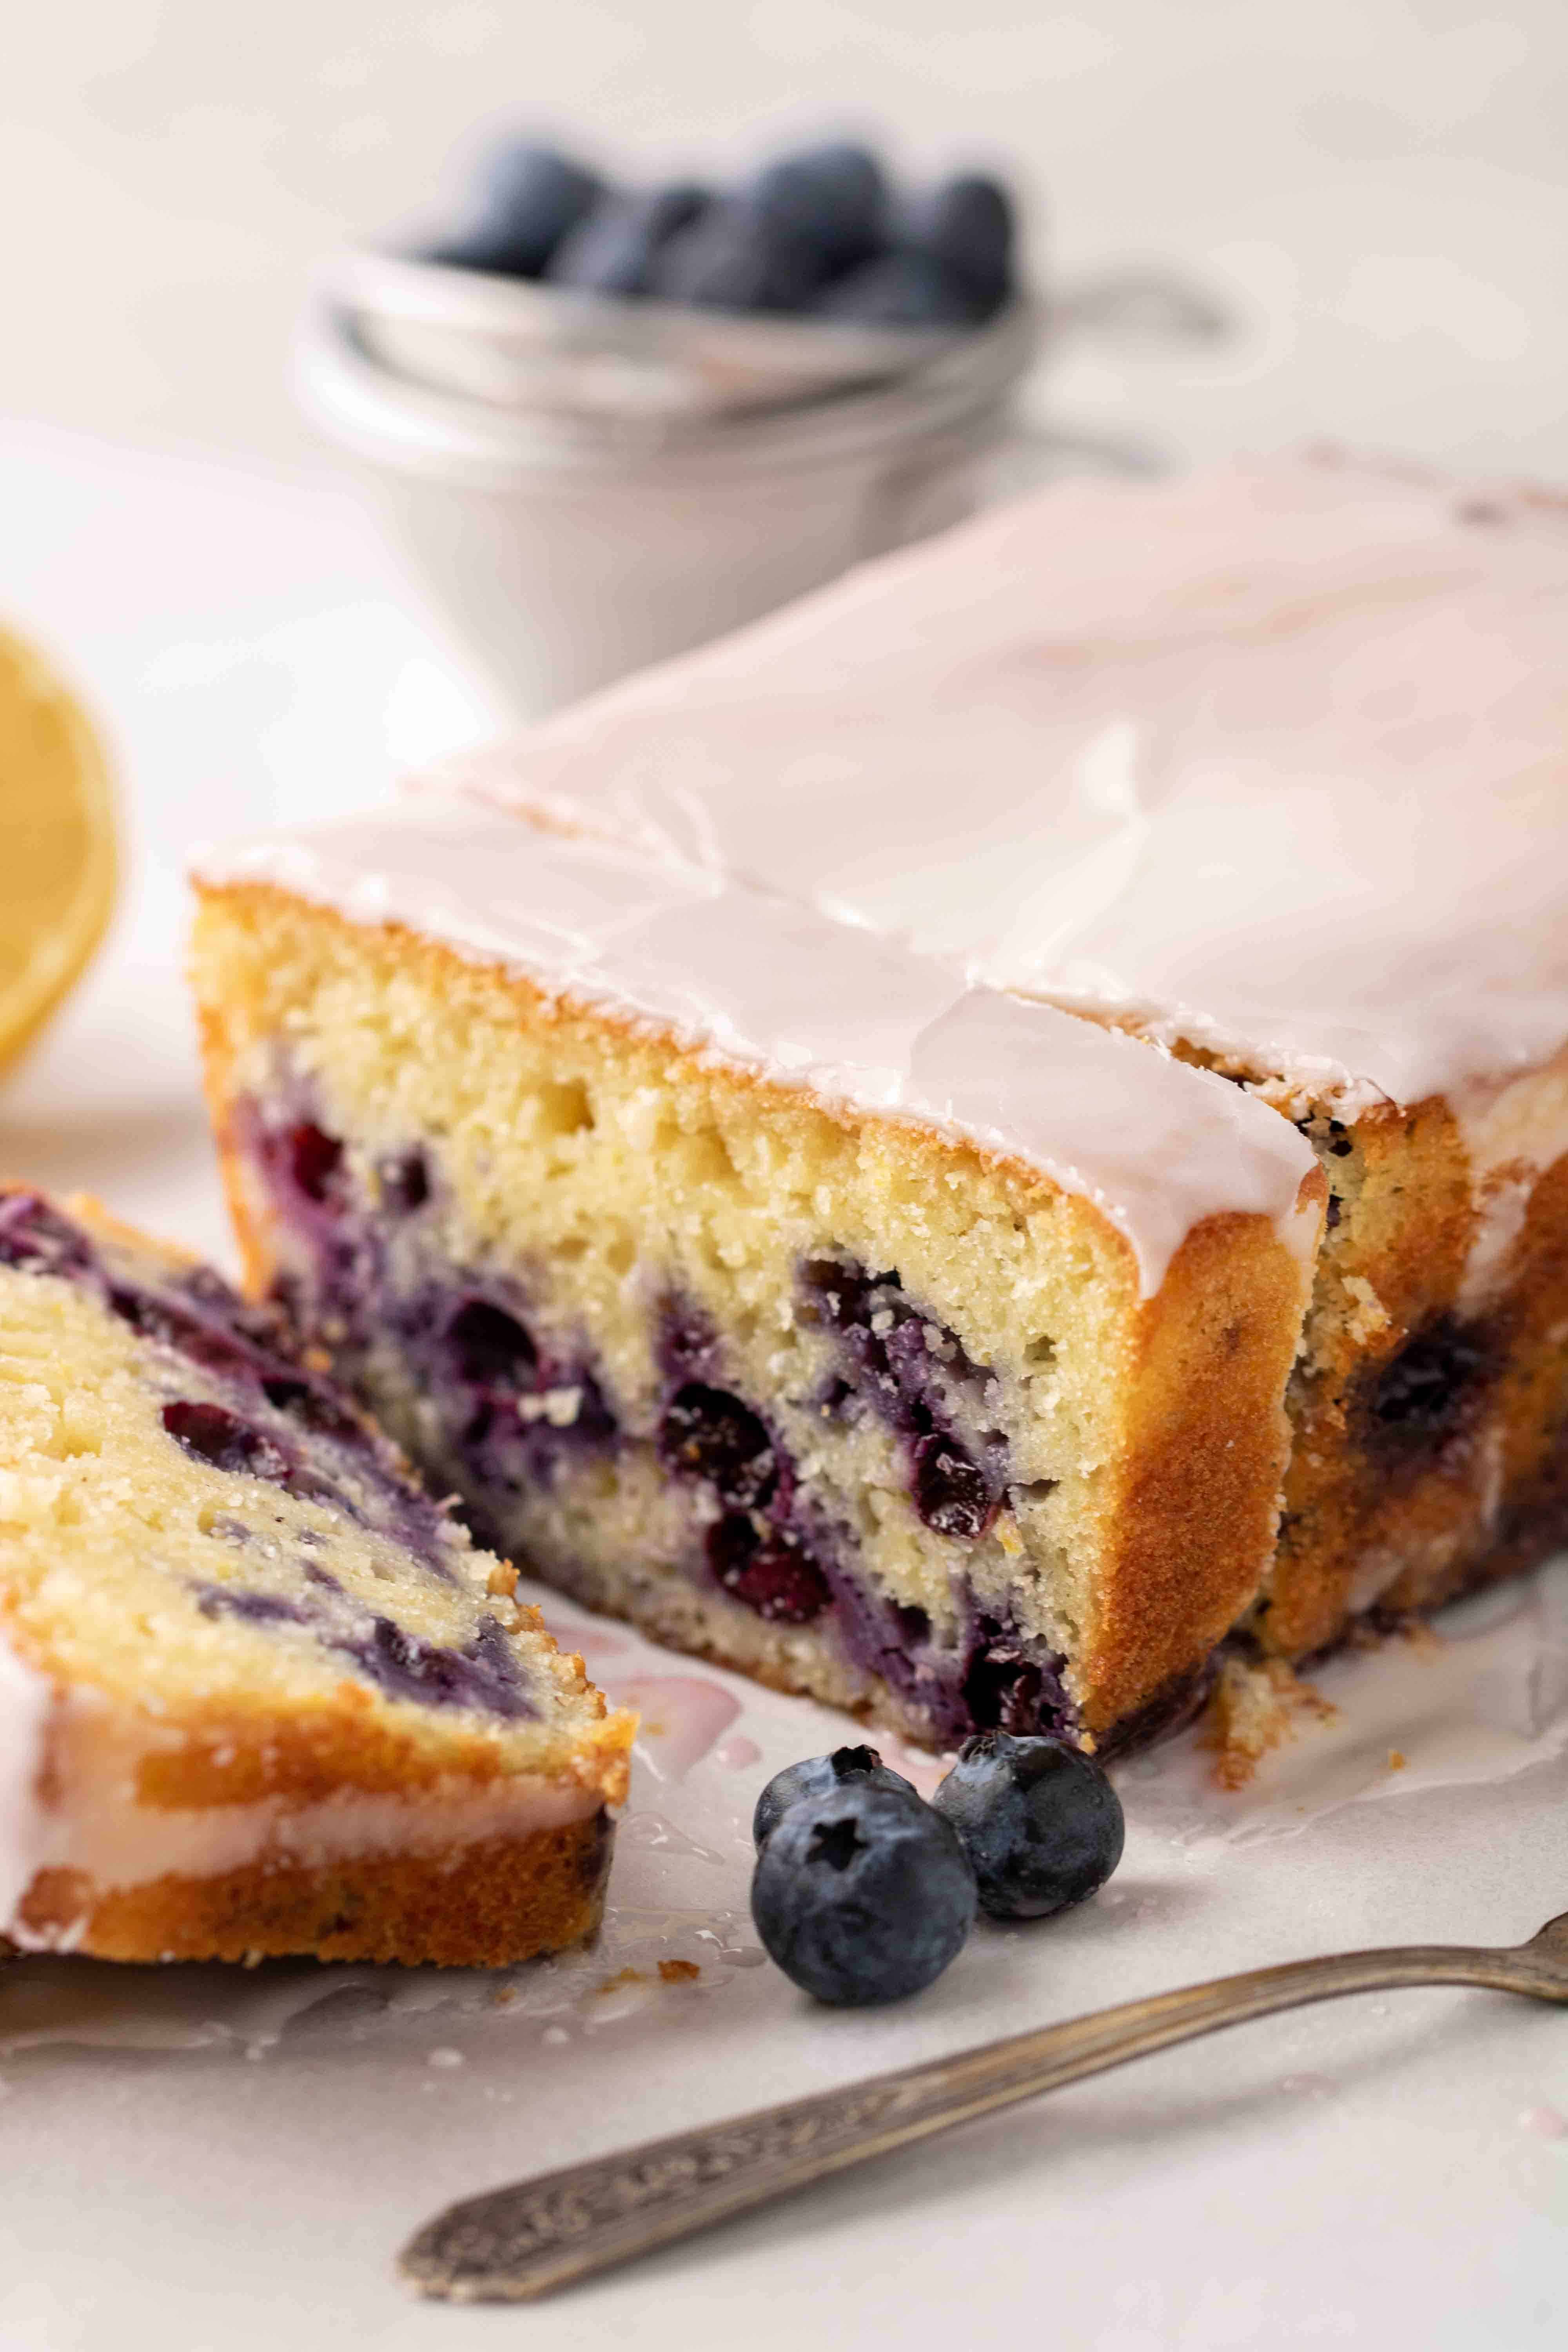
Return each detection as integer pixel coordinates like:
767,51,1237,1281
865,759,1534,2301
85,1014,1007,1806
401,1924,1568,2303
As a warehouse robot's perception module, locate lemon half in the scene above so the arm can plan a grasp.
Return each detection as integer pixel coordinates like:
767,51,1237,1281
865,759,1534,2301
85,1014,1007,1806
0,627,118,1079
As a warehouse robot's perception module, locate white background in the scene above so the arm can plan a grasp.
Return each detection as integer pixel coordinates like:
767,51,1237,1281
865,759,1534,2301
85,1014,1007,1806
10,0,1568,477
4,7,1568,2348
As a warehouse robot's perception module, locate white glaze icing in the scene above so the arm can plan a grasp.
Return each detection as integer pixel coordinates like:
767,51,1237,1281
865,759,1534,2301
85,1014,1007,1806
0,1635,51,1931
193,799,1319,1298
439,454,1568,1120
1,1671,605,1950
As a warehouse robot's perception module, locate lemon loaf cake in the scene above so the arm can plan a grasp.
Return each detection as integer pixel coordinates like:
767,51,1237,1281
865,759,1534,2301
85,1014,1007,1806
443,452,1568,1666
0,1186,633,1964
191,809,1322,1754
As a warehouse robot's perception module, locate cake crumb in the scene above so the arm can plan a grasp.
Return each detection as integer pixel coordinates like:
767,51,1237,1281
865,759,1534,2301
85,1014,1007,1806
594,1966,647,1995
1388,1748,1406,1771
486,1561,519,1597
1340,1274,1391,1344
658,1958,701,1985
1201,1656,1337,1789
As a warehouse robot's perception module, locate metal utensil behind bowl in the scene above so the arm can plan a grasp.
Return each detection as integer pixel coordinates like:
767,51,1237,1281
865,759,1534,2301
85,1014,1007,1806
321,239,988,422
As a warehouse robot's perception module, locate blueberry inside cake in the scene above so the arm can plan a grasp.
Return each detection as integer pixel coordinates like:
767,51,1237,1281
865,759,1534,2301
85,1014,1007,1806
0,1186,632,1964
191,810,1321,1755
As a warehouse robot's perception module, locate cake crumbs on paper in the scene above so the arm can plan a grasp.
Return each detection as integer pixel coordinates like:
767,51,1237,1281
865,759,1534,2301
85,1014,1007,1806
658,1958,701,1985
1388,1748,1406,1771
1200,1655,1338,1790
593,1967,646,1996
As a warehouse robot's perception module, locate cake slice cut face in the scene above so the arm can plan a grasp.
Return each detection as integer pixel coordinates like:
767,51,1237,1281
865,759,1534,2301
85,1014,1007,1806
0,1187,633,1964
191,806,1322,1755
440,454,1568,1661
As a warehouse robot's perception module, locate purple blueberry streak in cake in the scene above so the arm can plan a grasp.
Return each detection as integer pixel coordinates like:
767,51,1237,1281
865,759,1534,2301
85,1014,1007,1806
230,1099,1122,1749
1,1186,541,1720
799,1257,1012,1541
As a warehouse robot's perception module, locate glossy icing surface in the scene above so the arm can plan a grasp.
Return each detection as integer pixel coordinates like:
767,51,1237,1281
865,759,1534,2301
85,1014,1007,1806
195,800,1319,1296
441,454,1568,1114
0,1636,50,1928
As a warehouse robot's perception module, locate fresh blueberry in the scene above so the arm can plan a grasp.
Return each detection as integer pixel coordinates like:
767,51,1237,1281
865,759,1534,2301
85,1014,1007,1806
749,142,886,275
647,201,828,314
752,1743,918,1849
547,182,710,296
750,1784,976,2005
900,173,1014,312
811,250,983,329
931,1730,1123,1919
434,140,604,279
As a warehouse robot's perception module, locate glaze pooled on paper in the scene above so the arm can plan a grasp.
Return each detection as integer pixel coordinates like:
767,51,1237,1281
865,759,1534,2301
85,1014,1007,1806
441,454,1568,1113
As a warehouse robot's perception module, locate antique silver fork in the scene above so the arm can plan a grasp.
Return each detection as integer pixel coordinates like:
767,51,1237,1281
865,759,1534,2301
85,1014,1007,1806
401,1907,1568,2303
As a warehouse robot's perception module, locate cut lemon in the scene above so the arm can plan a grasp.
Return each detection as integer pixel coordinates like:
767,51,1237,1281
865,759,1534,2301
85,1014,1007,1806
0,626,118,1079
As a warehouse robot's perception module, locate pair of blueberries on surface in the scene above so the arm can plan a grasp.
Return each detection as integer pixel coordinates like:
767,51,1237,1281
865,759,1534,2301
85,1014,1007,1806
431,136,1016,330
751,1733,1125,2007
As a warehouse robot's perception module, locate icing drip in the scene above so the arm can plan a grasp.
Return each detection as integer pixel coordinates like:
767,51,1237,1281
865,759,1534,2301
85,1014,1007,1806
0,1637,51,1931
1,1676,603,1951
440,454,1568,1117
194,802,1319,1299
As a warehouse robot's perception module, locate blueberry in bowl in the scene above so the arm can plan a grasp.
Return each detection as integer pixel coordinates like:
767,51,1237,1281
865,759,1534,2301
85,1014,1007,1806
752,1742,918,1849
546,182,711,298
646,198,832,315
431,139,604,279
900,173,1015,316
751,1783,976,2006
931,1731,1124,1920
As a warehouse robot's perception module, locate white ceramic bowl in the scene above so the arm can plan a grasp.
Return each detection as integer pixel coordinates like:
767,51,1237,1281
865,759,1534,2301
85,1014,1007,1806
295,269,1045,717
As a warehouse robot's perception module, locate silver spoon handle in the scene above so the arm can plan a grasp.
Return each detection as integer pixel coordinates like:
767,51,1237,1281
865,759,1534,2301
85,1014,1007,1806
401,1939,1550,2303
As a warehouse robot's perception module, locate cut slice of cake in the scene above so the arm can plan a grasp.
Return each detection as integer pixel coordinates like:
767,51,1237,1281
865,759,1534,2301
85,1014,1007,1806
437,452,1568,1665
191,806,1323,1756
0,1186,633,1964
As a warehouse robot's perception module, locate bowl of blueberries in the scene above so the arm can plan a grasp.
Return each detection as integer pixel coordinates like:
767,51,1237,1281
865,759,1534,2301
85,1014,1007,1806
297,132,1044,715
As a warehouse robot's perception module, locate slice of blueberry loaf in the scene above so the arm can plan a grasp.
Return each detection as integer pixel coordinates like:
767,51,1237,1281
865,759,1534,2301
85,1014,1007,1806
191,804,1322,1756
0,1186,633,1965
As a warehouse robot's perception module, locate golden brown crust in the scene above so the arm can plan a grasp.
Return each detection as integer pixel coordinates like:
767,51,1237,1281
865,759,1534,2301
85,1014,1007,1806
191,877,1319,1745
1096,1027,1568,1661
1259,1096,1568,1655
15,1809,613,1967
1082,1200,1316,1733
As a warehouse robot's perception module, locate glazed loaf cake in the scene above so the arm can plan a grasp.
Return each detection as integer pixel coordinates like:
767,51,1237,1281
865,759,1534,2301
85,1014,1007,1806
0,1187,632,1964
444,452,1568,1665
191,809,1322,1755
